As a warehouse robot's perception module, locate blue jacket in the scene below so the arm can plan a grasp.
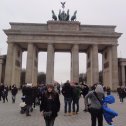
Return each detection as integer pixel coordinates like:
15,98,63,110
102,95,118,125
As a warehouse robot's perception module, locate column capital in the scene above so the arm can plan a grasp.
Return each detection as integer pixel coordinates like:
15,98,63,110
48,43,54,46
71,44,79,51
47,43,54,50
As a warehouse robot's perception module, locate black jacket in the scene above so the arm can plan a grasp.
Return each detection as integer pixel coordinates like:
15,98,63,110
40,91,60,118
11,87,18,96
62,83,73,98
25,86,33,105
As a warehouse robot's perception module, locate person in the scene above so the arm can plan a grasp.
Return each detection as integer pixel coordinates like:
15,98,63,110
11,84,18,103
32,86,38,109
85,84,105,126
40,84,60,126
25,83,33,116
61,80,73,116
2,85,8,103
72,82,81,114
117,85,125,103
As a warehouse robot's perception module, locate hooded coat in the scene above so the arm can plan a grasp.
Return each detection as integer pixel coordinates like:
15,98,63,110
102,95,118,125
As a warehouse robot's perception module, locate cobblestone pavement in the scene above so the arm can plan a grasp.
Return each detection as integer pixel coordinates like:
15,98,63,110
0,91,126,126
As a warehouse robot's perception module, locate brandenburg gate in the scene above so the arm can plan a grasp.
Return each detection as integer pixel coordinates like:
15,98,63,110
3,5,121,90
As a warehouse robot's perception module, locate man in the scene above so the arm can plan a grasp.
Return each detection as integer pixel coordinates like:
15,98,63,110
25,83,33,116
62,80,73,116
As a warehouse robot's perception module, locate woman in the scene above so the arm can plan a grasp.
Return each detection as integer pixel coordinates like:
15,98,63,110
85,84,104,126
40,84,60,126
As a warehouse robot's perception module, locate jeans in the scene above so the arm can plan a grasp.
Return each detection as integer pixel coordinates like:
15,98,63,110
12,95,16,103
89,108,103,126
26,105,32,116
64,97,72,113
72,98,79,112
45,118,55,126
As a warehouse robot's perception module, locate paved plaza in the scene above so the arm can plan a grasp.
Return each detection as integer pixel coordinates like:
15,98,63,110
0,91,126,126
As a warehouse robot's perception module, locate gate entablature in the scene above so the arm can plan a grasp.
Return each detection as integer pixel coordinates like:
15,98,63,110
4,21,121,50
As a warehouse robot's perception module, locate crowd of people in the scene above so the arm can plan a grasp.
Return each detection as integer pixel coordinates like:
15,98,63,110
0,81,126,126
0,83,18,103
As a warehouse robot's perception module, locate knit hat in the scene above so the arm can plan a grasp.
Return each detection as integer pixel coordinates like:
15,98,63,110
95,84,104,93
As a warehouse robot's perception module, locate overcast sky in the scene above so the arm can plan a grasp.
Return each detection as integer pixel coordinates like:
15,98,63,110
0,0,126,83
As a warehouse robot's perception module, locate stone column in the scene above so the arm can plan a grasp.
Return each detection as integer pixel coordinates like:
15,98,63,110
92,45,99,83
87,45,99,85
32,48,38,86
71,44,79,82
11,44,22,88
46,44,54,84
26,43,38,86
4,43,14,87
121,65,125,86
112,45,119,90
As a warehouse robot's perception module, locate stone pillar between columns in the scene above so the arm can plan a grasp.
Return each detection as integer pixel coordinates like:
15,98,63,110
71,44,79,82
4,43,14,87
87,45,99,86
46,44,54,84
26,43,38,86
121,65,125,86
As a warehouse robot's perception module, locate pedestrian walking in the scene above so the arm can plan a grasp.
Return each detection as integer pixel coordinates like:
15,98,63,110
2,85,8,103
